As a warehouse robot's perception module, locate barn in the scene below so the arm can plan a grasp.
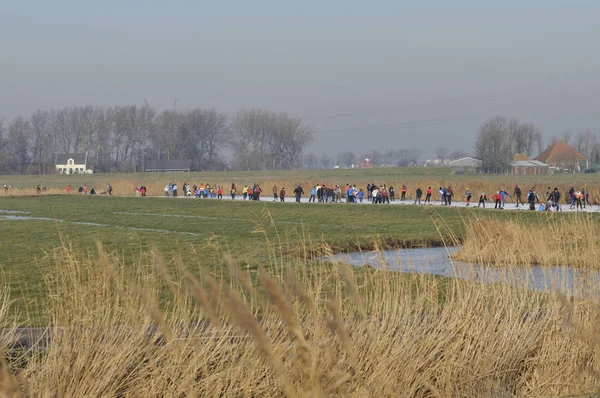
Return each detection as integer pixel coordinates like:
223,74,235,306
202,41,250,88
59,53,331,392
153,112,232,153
509,160,549,175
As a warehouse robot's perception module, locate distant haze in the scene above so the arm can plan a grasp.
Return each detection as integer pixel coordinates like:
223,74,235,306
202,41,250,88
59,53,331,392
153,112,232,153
2,0,600,157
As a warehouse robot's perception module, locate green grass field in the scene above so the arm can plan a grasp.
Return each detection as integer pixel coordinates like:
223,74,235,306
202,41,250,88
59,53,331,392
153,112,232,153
0,193,596,323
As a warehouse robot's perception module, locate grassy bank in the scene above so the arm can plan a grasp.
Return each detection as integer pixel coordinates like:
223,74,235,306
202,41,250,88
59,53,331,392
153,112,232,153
1,243,599,396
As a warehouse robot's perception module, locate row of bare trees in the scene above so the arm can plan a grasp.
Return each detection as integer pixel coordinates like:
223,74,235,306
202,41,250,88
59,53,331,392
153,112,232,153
0,105,314,174
475,117,544,173
475,116,600,173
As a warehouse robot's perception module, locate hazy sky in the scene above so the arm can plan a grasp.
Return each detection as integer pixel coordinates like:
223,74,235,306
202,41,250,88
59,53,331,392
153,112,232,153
1,0,599,156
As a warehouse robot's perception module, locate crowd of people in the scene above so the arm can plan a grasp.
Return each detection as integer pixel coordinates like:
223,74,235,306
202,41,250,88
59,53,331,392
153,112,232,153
153,181,598,211
64,183,113,195
6,180,595,212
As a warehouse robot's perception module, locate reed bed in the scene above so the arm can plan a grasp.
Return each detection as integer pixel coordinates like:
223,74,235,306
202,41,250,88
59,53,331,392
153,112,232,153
453,212,600,267
0,236,599,397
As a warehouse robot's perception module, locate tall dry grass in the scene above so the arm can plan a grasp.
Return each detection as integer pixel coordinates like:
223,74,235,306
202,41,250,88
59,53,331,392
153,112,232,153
0,234,597,396
453,213,600,267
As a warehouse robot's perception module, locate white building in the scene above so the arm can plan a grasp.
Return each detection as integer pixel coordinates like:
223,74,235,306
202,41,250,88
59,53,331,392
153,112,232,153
448,157,482,169
56,153,92,174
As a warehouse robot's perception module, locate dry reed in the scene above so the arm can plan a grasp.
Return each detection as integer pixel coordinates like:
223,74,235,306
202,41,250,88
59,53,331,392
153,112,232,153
0,232,598,396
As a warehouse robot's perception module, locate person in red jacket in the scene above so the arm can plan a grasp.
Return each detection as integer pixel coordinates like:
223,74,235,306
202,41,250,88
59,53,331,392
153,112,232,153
492,191,503,209
279,187,286,202
217,186,223,199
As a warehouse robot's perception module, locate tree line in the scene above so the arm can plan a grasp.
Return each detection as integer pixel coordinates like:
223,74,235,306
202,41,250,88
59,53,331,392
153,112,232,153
0,105,314,174
475,116,600,173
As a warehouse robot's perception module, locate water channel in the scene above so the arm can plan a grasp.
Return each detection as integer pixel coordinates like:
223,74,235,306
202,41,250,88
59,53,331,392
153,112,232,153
326,246,600,297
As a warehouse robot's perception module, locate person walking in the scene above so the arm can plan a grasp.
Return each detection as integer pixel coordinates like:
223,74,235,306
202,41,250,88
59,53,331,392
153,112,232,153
568,187,575,209
514,184,523,207
358,189,364,203
439,187,445,205
389,186,395,201
527,189,539,210
464,188,472,206
253,185,262,201
575,189,584,211
401,184,407,201
499,189,511,208
172,184,178,197
279,187,286,202
414,187,423,205
293,185,304,202
425,187,432,204
492,191,502,209
381,185,390,204
371,186,379,204
273,185,278,201
478,192,487,208
309,187,316,203
140,186,146,197
217,186,223,200
446,186,453,205
231,184,237,200
551,188,561,211
243,185,248,200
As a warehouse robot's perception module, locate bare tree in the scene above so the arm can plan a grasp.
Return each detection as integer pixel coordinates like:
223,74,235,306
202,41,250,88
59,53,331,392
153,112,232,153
337,151,357,168
508,119,542,157
8,117,31,174
475,116,512,173
576,130,597,158
230,109,312,170
303,152,319,169
179,108,229,171
319,152,332,169
449,149,468,161
435,147,450,165
30,110,52,174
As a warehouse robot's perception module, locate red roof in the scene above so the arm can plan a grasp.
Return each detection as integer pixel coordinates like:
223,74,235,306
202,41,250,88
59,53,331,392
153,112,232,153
534,140,588,165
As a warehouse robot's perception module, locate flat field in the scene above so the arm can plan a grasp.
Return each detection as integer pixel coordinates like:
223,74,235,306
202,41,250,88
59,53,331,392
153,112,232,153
0,193,562,322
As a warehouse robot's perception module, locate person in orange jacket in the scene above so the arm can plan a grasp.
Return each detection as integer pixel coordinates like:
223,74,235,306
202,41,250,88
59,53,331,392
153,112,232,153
425,187,432,204
492,191,503,209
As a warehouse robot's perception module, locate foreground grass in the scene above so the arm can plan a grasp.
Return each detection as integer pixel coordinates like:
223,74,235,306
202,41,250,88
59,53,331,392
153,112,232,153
0,243,599,397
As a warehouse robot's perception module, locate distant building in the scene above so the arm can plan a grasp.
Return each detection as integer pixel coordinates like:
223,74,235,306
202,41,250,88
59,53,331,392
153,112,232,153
144,159,191,173
510,160,549,175
448,157,482,169
424,159,448,166
56,153,92,174
535,140,589,172
512,153,529,161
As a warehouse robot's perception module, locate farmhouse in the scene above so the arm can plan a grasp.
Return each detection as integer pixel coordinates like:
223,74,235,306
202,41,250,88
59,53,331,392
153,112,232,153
144,159,191,173
509,160,549,175
56,153,91,174
534,141,589,172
